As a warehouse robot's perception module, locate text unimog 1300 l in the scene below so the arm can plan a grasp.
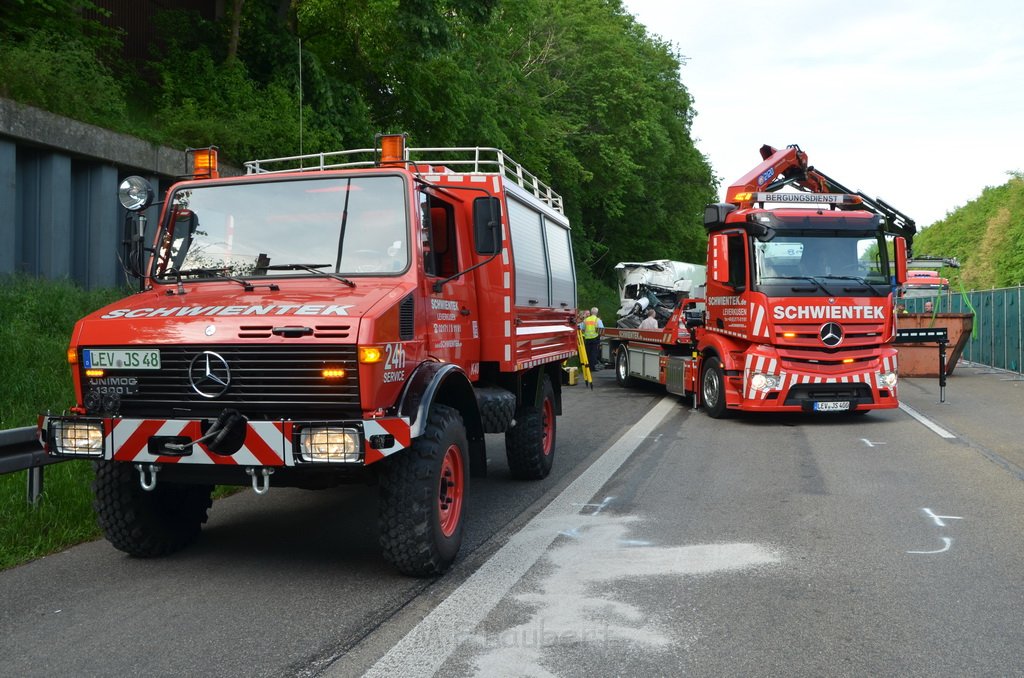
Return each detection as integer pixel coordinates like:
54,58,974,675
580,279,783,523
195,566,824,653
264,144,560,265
606,144,911,417
39,136,578,576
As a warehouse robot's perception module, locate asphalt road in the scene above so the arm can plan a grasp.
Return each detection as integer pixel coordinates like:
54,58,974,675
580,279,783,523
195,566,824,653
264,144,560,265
3,363,1024,677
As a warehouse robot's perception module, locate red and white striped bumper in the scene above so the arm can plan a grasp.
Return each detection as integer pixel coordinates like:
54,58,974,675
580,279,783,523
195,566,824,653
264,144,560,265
741,351,899,410
41,416,411,466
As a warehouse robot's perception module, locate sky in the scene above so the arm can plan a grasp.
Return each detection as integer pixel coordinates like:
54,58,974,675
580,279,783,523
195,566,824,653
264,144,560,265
623,0,1024,228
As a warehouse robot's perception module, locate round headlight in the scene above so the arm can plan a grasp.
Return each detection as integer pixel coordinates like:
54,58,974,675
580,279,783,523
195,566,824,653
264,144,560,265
884,372,898,388
750,373,768,390
118,176,155,211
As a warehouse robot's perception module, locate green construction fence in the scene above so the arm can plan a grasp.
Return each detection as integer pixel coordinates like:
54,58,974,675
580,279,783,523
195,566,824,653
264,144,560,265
903,285,1023,374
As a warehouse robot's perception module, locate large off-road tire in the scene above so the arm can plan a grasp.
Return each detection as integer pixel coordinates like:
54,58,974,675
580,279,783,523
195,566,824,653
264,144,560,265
92,461,213,557
701,356,731,419
614,346,637,388
505,374,556,480
378,404,469,577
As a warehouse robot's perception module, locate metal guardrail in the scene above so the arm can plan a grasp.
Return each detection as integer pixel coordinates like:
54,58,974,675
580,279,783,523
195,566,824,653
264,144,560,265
0,426,67,506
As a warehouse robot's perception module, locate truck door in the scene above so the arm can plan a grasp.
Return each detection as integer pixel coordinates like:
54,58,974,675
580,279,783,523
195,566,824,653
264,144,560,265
422,194,481,377
706,231,752,337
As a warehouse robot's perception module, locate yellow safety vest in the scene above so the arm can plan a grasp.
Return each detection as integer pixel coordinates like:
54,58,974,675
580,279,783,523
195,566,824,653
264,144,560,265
582,315,600,339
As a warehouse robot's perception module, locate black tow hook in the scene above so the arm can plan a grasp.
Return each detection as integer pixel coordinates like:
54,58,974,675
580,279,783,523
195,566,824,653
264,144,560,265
161,408,248,455
204,408,248,455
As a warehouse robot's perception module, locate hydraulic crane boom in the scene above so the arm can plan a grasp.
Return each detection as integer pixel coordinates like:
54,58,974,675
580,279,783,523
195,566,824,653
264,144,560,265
726,144,918,254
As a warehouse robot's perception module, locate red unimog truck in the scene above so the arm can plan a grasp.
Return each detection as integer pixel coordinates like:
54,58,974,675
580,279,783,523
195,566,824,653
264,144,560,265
39,136,578,575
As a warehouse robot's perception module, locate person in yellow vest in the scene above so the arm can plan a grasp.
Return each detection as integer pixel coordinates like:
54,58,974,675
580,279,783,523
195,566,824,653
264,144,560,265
577,309,590,331
582,306,603,370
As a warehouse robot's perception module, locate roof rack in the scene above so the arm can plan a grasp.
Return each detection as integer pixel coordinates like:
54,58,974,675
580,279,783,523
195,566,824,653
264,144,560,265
244,146,564,214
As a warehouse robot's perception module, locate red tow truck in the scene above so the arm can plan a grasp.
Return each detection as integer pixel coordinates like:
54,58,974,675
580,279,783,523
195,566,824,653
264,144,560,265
600,259,706,384
901,256,958,299
604,144,912,417
39,135,578,575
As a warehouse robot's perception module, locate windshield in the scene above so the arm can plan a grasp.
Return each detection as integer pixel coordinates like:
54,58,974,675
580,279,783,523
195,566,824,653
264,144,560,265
753,233,892,297
153,175,409,280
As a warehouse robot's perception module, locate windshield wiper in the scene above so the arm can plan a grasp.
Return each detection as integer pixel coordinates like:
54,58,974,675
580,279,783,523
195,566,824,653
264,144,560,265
166,267,279,294
817,275,885,296
762,275,835,295
263,263,356,287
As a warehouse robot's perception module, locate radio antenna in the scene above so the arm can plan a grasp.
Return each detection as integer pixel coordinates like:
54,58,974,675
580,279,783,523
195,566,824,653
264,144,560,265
298,37,303,163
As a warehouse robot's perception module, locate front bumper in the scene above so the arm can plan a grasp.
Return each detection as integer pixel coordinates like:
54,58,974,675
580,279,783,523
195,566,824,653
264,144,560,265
39,415,411,466
738,352,900,413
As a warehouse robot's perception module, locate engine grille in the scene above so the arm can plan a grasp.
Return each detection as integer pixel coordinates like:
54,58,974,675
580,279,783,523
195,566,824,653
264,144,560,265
82,345,360,419
774,324,884,349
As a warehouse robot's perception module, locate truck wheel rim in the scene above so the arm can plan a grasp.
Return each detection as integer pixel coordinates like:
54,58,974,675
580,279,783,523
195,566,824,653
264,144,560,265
541,397,554,457
703,370,719,406
617,351,627,380
438,444,464,537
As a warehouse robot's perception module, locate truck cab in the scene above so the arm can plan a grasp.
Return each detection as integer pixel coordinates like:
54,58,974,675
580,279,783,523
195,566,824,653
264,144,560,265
697,193,907,416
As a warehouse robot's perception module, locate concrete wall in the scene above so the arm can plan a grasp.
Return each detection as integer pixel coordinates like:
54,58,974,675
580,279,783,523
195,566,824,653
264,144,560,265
0,97,185,177
0,97,236,289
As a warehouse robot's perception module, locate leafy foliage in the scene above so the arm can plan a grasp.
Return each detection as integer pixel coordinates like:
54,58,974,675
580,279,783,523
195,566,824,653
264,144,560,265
0,31,128,124
0,0,716,311
913,173,1024,289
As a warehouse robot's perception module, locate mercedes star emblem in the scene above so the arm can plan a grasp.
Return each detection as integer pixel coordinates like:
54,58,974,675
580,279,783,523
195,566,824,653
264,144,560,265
188,351,232,398
819,322,844,347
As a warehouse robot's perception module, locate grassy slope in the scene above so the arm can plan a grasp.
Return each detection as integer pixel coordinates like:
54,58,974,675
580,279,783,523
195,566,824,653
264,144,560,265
0,277,125,569
914,175,1024,290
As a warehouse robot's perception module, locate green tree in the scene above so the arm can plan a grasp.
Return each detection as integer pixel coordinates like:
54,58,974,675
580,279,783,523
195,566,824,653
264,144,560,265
489,0,715,276
1,0,717,299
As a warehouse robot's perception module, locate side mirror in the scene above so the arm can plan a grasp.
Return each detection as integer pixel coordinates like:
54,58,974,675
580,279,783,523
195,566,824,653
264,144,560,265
703,202,736,232
893,237,907,285
119,176,156,289
473,197,502,255
121,210,146,282
709,233,730,283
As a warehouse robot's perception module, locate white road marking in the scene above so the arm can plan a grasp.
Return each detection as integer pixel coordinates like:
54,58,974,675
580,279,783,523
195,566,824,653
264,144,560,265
899,402,957,439
922,508,963,527
907,537,953,554
357,396,679,678
860,438,887,448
